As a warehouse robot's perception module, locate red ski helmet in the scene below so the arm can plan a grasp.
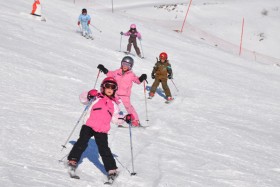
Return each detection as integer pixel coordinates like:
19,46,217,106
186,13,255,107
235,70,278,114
100,77,118,96
159,52,168,60
130,24,136,29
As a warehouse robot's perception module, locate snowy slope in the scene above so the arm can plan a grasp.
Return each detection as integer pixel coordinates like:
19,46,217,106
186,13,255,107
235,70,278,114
1,0,280,186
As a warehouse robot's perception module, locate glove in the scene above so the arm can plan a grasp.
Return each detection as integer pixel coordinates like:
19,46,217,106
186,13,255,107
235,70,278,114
97,64,108,74
87,89,98,100
151,74,155,79
139,74,147,82
124,114,134,124
138,37,142,41
168,74,172,79
88,20,90,25
120,31,123,35
77,21,80,26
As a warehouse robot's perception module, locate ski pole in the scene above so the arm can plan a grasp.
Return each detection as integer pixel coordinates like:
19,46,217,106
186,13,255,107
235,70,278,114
94,70,101,89
119,34,123,52
128,120,137,175
89,23,102,33
58,153,69,162
139,39,144,58
77,25,82,35
61,70,100,151
170,79,179,92
143,81,149,123
61,99,93,151
114,157,131,175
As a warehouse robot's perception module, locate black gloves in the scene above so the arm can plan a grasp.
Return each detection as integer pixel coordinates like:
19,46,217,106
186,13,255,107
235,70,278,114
168,74,173,79
151,74,155,79
120,31,124,35
97,64,108,74
139,74,147,82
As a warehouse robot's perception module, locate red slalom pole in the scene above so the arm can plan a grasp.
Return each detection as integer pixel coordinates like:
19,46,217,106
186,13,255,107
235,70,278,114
180,0,193,33
239,17,245,56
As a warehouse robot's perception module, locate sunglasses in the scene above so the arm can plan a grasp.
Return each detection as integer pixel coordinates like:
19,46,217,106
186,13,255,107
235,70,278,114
104,83,117,90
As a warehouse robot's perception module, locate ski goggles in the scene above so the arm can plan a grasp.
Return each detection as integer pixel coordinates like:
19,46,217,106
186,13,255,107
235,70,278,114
104,82,118,90
121,61,132,69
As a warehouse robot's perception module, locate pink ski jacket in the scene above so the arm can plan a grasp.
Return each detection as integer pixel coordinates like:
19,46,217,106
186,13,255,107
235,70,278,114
81,92,122,133
107,69,141,97
124,31,141,39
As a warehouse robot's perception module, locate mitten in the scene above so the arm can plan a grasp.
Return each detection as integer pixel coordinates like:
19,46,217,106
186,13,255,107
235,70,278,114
151,74,155,79
88,20,90,25
124,114,134,124
120,31,124,35
139,74,147,82
87,89,98,100
97,64,108,74
168,74,173,79
78,21,80,26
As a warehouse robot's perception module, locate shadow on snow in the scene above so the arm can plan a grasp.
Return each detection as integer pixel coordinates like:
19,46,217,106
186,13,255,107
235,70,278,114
69,139,111,175
146,85,166,99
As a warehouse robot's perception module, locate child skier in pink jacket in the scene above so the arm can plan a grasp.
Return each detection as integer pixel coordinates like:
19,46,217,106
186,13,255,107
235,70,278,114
97,56,147,127
120,24,142,58
67,77,130,178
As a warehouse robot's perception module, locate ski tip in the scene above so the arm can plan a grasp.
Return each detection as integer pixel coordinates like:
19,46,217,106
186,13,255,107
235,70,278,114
70,175,80,179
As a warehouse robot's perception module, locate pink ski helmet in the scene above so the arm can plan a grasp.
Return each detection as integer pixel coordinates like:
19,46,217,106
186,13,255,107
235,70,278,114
130,24,136,29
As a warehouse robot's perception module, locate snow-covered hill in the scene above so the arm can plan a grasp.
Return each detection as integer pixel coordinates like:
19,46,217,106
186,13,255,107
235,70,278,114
1,0,280,186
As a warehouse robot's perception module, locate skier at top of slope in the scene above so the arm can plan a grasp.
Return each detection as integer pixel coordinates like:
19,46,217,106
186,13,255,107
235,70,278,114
31,0,42,17
78,8,93,39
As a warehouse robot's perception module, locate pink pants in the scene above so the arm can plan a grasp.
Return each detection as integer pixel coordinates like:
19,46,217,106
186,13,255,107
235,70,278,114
118,95,139,121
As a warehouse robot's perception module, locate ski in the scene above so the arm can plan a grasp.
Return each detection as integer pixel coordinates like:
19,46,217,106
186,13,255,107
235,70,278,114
165,98,174,104
139,124,149,128
83,35,94,40
118,51,144,59
118,124,149,128
104,172,119,185
123,51,135,56
20,12,46,22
